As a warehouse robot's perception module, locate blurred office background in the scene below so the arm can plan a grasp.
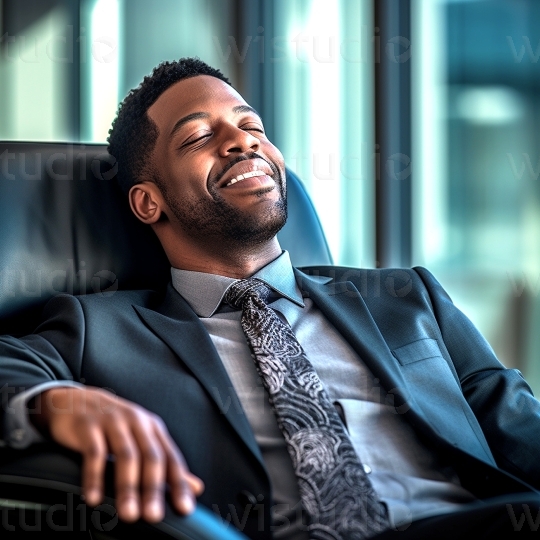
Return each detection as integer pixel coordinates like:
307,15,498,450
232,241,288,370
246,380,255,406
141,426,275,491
2,0,540,392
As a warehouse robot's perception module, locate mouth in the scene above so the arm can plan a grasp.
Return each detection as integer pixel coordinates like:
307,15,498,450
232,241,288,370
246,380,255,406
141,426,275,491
216,157,276,189
225,170,268,186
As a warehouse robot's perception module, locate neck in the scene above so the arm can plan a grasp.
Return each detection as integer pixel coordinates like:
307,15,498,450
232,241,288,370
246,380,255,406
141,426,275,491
160,232,283,278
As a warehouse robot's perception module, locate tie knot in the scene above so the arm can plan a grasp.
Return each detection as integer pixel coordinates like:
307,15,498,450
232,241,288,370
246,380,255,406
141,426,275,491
224,278,271,309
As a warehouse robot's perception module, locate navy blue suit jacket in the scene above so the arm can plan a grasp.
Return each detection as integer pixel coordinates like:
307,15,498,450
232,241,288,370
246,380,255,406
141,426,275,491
1,266,540,539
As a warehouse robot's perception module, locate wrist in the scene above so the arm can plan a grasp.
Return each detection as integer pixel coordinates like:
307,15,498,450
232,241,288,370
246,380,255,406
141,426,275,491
28,387,69,435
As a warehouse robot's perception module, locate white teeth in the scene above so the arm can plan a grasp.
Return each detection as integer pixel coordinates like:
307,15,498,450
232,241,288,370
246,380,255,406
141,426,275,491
225,170,266,186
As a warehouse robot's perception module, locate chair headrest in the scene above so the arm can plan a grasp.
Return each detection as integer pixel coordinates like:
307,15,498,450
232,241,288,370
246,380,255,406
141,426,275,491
0,142,332,335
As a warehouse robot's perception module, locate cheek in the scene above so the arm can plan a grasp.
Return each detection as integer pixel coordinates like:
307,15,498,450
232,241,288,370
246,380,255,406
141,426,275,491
184,155,214,185
267,143,284,164
166,159,210,193
266,146,286,175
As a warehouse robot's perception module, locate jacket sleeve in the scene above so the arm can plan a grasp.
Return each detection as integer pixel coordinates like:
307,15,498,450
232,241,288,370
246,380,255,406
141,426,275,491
414,266,540,488
0,294,85,443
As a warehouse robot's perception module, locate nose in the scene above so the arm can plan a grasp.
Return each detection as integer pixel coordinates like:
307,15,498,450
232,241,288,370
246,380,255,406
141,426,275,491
218,124,260,157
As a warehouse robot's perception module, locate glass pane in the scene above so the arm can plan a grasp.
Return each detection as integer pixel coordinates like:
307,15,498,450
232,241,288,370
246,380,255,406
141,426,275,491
84,0,120,143
272,0,375,266
413,0,540,393
82,0,236,142
0,4,73,140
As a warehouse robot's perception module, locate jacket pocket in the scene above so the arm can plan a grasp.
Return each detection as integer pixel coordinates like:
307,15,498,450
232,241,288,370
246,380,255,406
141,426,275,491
392,338,442,365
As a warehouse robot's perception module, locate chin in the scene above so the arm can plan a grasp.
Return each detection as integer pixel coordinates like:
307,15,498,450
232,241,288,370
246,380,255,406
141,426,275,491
227,203,287,246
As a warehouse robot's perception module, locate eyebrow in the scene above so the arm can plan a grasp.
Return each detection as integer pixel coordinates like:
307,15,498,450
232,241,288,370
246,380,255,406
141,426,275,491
232,104,261,118
169,112,209,140
169,105,262,140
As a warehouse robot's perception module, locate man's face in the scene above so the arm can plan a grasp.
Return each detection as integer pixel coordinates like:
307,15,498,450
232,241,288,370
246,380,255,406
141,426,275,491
146,75,287,247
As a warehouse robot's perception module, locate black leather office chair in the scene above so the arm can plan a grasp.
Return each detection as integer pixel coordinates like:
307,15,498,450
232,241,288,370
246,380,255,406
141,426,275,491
0,142,332,537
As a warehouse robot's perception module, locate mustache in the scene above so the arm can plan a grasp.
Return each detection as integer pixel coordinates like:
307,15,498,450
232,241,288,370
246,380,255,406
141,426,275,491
211,152,280,186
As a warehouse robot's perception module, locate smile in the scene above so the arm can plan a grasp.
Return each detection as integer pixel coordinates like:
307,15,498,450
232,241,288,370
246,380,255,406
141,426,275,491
225,170,267,186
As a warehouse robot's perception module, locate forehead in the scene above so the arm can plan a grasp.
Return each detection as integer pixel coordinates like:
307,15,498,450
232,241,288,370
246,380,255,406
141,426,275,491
147,75,248,133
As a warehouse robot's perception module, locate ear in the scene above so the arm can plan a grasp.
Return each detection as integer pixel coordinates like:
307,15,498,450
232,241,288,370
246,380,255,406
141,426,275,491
129,182,164,224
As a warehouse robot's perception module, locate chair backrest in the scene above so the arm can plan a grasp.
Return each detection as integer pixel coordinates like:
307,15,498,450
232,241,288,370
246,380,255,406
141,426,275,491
0,141,332,336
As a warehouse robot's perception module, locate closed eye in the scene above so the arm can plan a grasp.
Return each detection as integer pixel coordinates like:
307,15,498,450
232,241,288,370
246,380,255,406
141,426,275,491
241,123,265,134
181,132,212,148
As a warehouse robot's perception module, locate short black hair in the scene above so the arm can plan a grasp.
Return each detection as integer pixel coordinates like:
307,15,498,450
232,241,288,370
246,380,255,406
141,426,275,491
107,57,231,193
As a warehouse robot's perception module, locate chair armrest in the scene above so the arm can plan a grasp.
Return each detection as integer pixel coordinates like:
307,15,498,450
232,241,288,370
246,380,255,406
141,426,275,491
0,444,247,539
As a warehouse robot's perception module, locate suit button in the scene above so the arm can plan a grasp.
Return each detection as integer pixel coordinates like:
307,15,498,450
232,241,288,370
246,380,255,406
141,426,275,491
237,490,257,507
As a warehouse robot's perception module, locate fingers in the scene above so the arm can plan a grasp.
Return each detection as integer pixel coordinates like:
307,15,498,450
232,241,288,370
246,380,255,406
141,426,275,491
105,417,142,522
79,421,108,507
37,387,203,523
154,423,201,515
186,472,205,497
130,415,167,522
105,406,201,522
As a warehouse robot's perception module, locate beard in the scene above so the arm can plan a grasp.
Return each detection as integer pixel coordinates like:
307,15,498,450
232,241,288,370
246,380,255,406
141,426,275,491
159,163,287,250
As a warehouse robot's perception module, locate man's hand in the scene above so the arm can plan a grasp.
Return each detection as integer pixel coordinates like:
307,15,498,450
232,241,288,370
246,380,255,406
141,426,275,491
30,387,204,523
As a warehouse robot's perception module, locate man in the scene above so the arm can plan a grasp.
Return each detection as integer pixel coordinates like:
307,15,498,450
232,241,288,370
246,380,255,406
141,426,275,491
2,57,540,539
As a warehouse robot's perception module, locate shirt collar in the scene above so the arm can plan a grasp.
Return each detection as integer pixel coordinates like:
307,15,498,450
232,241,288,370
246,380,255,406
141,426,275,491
170,251,305,318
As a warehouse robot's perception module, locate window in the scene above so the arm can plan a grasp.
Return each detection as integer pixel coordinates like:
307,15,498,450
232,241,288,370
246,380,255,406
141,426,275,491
413,0,540,393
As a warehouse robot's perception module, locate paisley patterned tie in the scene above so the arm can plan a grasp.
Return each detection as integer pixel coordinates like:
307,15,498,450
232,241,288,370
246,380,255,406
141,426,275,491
224,278,389,540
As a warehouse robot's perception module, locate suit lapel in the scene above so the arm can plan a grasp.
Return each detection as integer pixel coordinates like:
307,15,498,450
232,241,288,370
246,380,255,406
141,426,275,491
133,285,264,467
294,269,420,418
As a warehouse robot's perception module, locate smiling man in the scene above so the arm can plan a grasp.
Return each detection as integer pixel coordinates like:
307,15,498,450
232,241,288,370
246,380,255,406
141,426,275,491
3,57,540,540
